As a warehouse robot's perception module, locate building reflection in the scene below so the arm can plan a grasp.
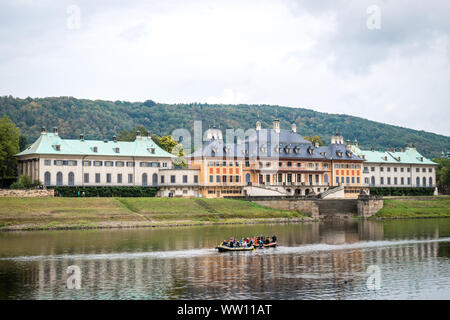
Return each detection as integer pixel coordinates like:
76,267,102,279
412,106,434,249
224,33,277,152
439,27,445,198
11,235,439,299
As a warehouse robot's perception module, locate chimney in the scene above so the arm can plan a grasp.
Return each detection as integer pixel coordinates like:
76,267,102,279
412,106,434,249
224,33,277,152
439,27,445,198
113,135,117,143
80,133,84,141
354,139,358,147
41,127,47,135
291,123,297,133
256,120,261,131
273,119,280,133
411,143,416,148
53,127,58,136
136,130,141,139
391,147,395,152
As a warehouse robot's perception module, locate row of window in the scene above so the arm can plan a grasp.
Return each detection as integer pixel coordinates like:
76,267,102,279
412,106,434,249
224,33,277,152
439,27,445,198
365,176,433,187
364,166,433,173
335,176,361,185
208,161,241,167
44,160,168,168
208,175,241,183
334,164,361,169
44,171,200,186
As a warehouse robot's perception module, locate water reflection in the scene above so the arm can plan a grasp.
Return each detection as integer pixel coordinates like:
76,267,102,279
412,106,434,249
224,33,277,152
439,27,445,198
0,219,449,300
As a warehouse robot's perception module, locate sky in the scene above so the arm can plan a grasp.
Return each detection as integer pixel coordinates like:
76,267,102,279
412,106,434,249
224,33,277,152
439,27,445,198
0,0,449,136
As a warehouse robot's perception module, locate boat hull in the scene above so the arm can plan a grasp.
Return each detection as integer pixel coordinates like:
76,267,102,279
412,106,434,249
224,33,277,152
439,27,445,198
216,245,255,252
257,242,277,248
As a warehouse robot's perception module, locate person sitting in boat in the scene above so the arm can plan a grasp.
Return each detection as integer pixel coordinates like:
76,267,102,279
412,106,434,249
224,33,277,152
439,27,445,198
264,237,270,244
221,240,228,247
272,235,277,243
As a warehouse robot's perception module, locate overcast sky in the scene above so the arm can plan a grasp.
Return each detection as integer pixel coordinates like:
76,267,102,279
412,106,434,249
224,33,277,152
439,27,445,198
1,0,449,136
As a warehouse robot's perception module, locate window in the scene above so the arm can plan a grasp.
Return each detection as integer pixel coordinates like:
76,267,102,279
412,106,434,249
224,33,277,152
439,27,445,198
235,162,239,167
351,177,355,184
95,173,100,183
152,173,158,186
416,177,420,187
387,167,391,172
394,168,397,172
423,177,426,187
209,175,213,183
422,168,426,173
105,161,114,167
160,175,165,184
107,173,112,184
400,168,404,173
56,172,63,186
54,160,64,166
429,177,433,187
394,177,397,185
171,175,176,183
380,177,384,185
126,162,135,167
117,174,122,184
128,174,133,183
416,168,420,173
380,167,384,172
142,173,147,186
67,172,74,186
246,173,251,183
387,177,391,185
94,161,102,167
183,175,188,183
429,168,433,173
407,168,411,172
336,177,339,184
44,172,51,186
216,175,220,183
245,161,250,167
357,177,360,184
235,176,239,183
407,177,411,185
222,175,227,183
44,160,51,166
401,177,404,185
346,177,350,184
194,175,198,184
115,161,124,167
83,160,91,166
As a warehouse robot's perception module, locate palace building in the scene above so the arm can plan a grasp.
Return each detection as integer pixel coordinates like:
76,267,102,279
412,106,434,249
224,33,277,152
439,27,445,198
16,127,174,187
348,141,438,191
15,122,437,198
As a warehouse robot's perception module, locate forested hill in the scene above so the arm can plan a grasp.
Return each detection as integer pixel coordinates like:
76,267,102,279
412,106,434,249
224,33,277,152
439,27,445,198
1,96,448,158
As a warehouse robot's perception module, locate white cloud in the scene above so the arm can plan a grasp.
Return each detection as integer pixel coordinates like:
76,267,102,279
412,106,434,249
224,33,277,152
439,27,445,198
0,0,449,135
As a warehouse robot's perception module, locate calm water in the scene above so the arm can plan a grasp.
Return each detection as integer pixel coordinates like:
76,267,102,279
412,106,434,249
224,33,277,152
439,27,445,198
0,219,449,300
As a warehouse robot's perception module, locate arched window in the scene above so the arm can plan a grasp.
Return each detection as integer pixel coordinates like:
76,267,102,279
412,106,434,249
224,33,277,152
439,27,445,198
57,172,63,186
245,173,251,183
423,177,426,187
429,177,433,187
44,172,51,186
152,173,158,186
142,173,148,186
68,172,74,186
324,174,329,185
416,177,420,187
371,176,375,186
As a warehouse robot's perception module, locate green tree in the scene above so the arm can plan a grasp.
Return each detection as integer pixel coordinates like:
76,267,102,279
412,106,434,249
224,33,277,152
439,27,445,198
304,135,323,146
19,135,28,151
0,115,20,180
433,158,450,187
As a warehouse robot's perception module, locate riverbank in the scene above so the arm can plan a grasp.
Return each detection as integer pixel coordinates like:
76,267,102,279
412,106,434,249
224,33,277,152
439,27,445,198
372,197,450,219
0,197,310,231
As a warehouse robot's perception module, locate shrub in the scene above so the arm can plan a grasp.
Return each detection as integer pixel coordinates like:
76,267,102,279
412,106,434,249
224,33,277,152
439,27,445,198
51,186,157,197
370,187,435,196
9,176,42,189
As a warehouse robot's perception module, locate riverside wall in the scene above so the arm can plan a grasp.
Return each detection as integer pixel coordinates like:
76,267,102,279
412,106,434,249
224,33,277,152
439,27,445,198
251,195,383,219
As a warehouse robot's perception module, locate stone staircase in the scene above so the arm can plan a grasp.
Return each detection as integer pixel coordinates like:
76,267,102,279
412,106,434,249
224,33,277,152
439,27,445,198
318,185,344,199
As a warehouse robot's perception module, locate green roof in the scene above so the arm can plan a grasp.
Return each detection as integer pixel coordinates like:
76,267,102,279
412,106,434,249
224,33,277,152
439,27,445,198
349,145,437,165
16,133,175,158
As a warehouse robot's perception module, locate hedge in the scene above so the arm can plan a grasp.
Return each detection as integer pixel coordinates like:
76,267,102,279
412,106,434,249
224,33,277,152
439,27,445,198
51,186,157,197
369,187,435,196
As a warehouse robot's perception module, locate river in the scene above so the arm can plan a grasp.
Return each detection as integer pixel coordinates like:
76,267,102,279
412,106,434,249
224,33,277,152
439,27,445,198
0,219,449,299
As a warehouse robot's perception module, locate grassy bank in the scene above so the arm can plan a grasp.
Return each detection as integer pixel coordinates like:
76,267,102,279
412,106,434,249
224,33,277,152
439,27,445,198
0,197,309,231
373,197,450,219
